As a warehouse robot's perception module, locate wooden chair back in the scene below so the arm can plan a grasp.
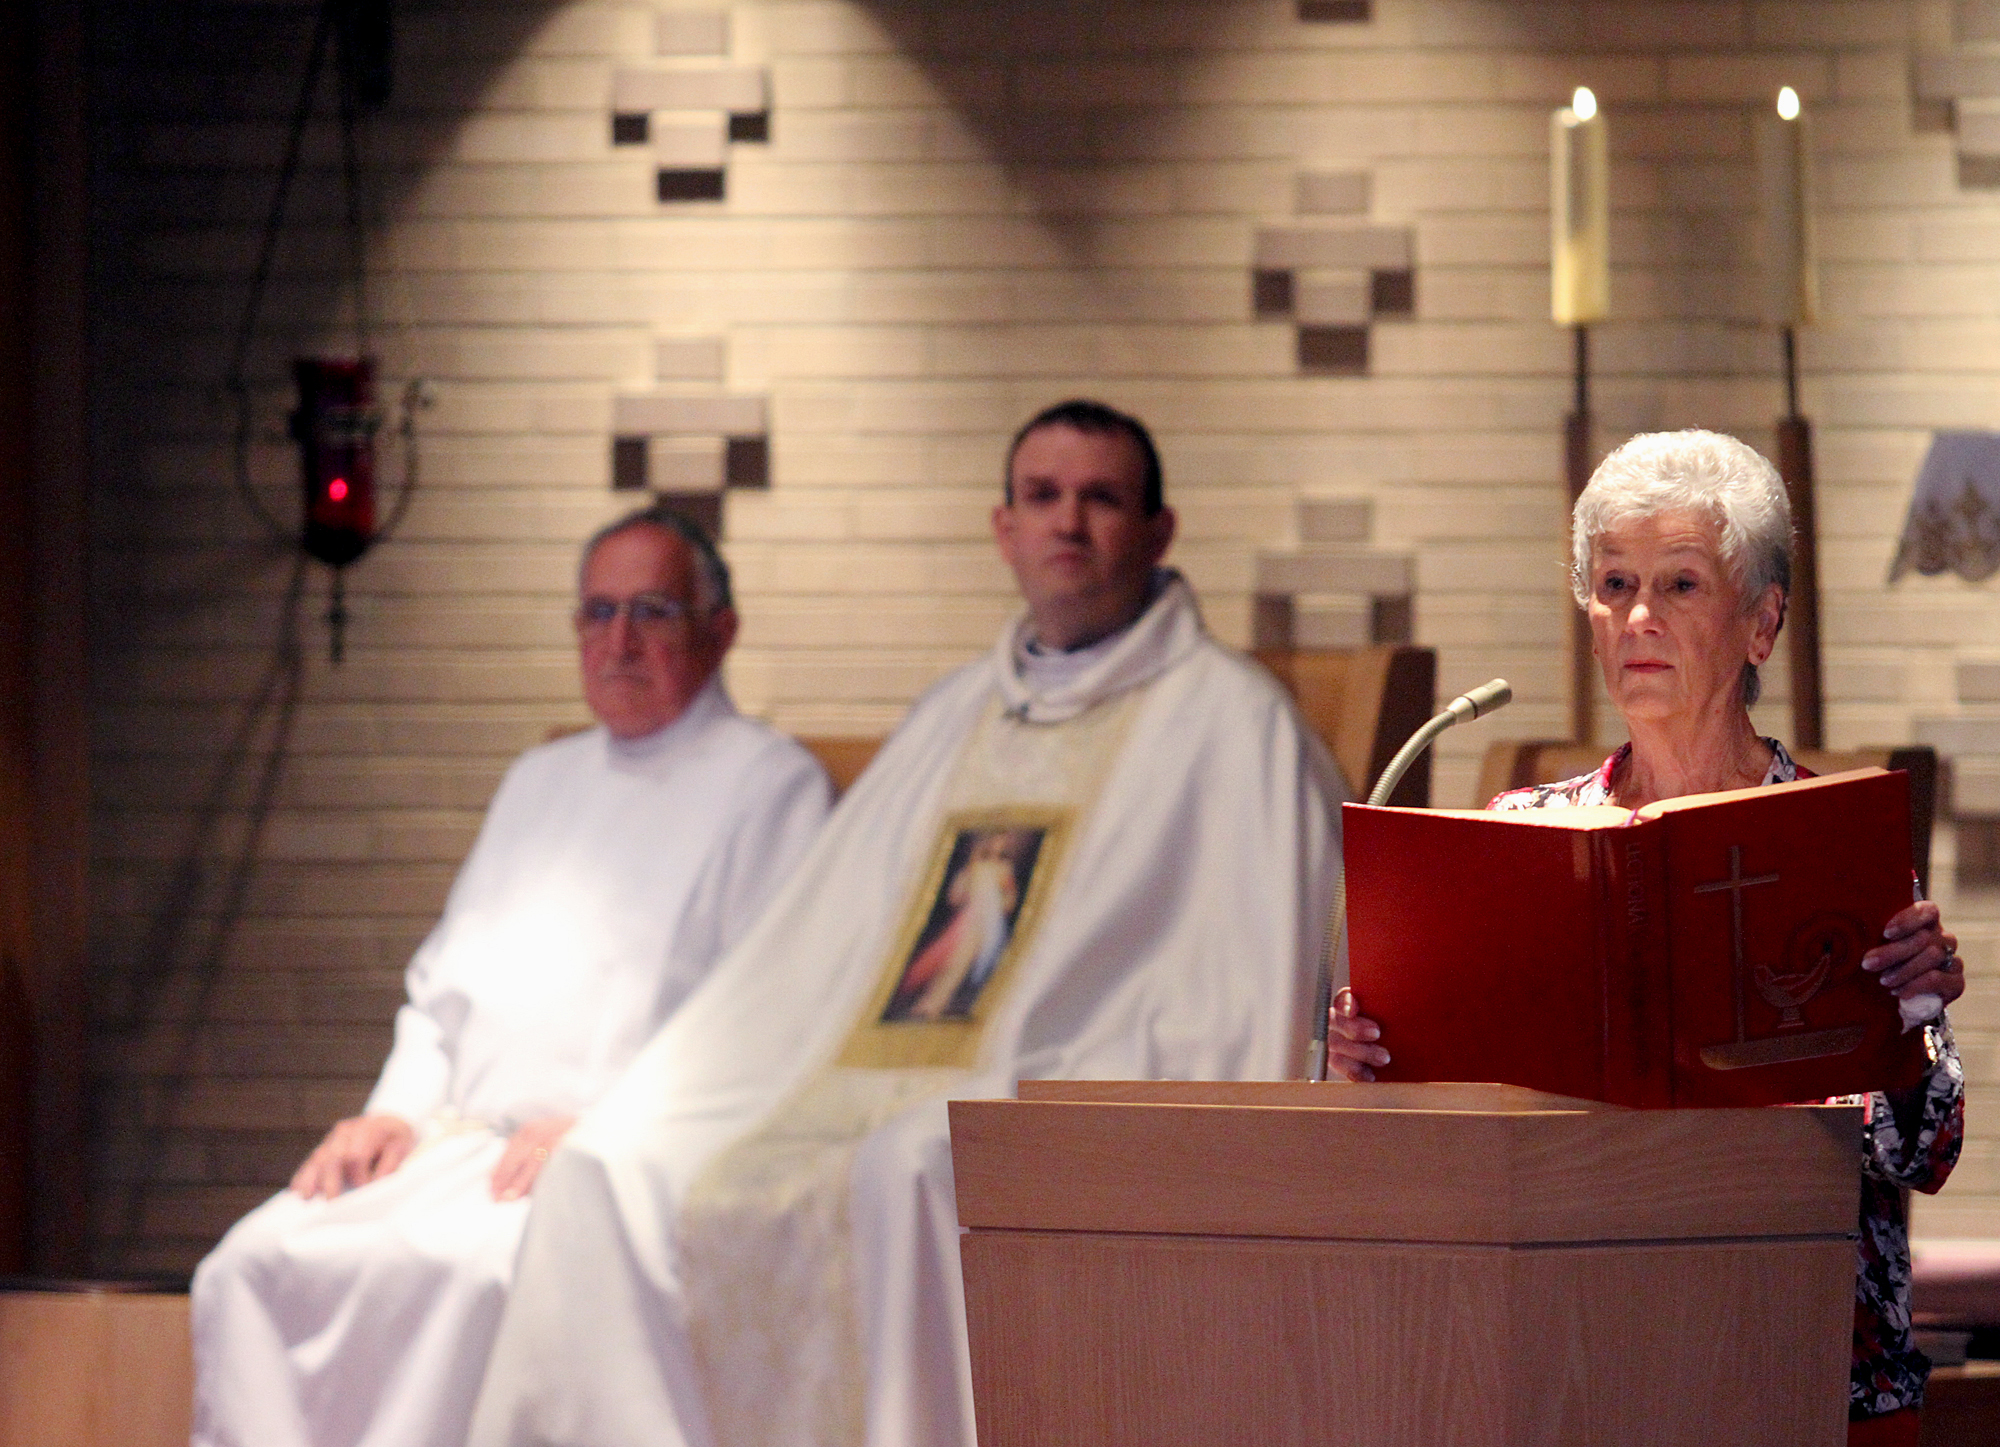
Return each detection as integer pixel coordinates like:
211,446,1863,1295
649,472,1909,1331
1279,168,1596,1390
796,736,880,797
1252,645,1437,806
802,645,1438,805
558,645,1438,807
543,723,885,799
1473,740,1939,893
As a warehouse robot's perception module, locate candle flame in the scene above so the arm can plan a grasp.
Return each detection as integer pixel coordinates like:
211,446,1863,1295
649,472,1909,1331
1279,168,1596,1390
1571,87,1597,121
1777,86,1800,121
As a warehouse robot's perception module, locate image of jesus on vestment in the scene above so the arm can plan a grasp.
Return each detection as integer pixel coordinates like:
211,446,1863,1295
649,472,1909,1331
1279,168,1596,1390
881,825,1045,1022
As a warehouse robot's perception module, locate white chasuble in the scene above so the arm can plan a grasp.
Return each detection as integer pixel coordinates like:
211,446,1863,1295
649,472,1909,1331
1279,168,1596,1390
679,691,1139,1447
467,573,1348,1447
190,682,831,1447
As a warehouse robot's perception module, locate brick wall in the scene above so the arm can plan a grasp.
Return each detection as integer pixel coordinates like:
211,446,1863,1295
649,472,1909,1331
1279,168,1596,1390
88,0,2000,1271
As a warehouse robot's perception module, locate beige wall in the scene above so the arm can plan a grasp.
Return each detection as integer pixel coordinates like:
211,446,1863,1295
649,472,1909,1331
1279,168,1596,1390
89,0,2000,1270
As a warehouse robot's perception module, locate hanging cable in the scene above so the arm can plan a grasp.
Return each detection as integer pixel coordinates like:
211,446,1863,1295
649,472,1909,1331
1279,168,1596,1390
224,0,419,663
225,1,334,546
335,6,371,362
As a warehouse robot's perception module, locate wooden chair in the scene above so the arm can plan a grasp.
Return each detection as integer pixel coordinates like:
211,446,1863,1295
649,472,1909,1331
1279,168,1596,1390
1252,645,1436,806
800,645,1438,807
794,736,880,798
1473,740,1940,894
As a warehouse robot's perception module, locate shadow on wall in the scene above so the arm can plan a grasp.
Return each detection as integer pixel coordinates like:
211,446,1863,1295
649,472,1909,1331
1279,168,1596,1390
87,0,566,1272
850,0,1279,261
95,560,307,1269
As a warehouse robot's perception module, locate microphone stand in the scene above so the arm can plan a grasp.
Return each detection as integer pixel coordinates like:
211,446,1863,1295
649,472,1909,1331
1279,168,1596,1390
1306,679,1512,1082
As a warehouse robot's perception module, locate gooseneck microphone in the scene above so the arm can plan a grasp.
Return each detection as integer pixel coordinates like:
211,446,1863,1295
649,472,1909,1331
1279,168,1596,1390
1306,679,1513,1083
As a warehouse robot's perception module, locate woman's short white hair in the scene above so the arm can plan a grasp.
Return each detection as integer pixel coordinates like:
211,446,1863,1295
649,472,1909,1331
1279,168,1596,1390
1571,429,1793,705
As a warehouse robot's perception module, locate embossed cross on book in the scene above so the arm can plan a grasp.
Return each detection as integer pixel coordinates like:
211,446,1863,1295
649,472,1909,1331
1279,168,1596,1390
1692,845,1868,1072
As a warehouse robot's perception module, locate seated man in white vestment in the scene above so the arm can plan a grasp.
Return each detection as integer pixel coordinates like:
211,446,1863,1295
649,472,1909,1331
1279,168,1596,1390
189,504,832,1447
466,399,1349,1447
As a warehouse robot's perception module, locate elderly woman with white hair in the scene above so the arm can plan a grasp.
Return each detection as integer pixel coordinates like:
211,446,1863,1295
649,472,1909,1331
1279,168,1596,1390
1331,429,1965,1447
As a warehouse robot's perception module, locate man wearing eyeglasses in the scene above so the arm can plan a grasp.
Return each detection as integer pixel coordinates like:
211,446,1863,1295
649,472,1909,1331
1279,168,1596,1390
189,503,830,1447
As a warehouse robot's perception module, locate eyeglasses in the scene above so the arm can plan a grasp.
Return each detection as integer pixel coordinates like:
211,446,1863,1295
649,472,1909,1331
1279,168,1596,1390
575,593,699,636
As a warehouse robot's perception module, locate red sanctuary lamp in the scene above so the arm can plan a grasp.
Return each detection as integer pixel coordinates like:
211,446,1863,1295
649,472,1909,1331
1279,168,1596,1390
290,357,381,659
292,356,380,568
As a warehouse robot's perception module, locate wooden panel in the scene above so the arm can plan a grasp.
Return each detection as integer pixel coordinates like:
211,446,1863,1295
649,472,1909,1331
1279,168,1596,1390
0,1291,191,1447
1920,1363,2000,1447
961,1231,1849,1447
1505,1240,1851,1446
1257,647,1363,795
103,1294,194,1447
0,1293,96,1447
1015,1079,1614,1112
949,1097,1860,1242
963,1233,1509,1447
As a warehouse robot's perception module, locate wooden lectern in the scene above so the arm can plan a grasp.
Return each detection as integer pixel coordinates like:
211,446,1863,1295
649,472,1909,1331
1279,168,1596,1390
950,1081,1861,1447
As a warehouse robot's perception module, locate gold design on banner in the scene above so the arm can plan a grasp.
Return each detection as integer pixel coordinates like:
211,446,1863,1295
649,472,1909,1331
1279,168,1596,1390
1891,478,2000,583
835,805,1073,1070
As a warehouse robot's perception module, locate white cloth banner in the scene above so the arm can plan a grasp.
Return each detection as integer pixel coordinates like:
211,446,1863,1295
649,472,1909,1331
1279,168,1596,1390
468,575,1347,1447
1890,430,2000,582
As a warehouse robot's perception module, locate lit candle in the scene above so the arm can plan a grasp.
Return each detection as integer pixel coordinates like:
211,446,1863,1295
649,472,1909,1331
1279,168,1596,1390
1756,85,1817,325
1551,86,1610,326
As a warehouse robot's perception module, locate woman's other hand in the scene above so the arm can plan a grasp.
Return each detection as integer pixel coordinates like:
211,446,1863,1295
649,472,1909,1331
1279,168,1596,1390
1327,987,1390,1083
1864,899,1965,1009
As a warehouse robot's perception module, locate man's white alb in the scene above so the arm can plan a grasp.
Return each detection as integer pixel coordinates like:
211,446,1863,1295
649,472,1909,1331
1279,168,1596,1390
467,575,1348,1447
190,681,829,1447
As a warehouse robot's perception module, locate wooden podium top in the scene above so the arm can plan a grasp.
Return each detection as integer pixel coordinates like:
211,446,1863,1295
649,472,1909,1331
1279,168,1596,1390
1014,1079,1613,1111
950,1081,1860,1246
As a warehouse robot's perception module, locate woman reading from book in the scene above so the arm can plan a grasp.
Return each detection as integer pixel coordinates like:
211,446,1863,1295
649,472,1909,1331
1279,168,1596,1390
1329,430,1965,1447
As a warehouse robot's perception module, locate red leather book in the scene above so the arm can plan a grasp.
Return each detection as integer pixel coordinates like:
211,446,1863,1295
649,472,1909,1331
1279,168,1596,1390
1344,767,1928,1108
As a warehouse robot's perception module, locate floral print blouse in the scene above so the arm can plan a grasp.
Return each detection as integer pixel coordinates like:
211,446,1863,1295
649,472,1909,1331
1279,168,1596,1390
1491,741,1966,1420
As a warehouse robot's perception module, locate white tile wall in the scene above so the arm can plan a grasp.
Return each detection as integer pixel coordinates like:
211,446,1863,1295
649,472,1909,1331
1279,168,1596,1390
87,0,2000,1269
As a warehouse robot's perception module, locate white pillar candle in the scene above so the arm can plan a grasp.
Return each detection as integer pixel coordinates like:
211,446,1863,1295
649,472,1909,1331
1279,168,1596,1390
1551,87,1610,326
1756,86,1817,326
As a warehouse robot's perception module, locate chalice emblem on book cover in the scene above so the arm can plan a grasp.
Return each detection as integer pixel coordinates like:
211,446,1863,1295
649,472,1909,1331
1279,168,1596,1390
1696,845,1868,1071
